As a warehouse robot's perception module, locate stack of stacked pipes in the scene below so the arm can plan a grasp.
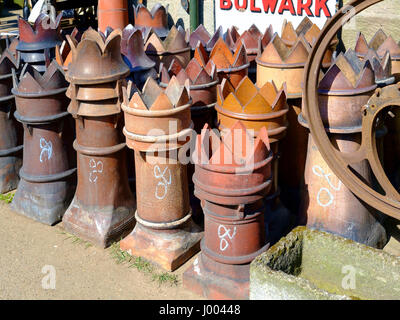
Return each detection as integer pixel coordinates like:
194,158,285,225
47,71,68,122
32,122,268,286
1,0,398,300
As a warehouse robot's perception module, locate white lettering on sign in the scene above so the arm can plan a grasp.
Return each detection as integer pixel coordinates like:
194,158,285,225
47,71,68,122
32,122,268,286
215,0,337,33
218,225,237,251
312,165,342,208
89,159,103,183
154,165,172,200
39,138,53,163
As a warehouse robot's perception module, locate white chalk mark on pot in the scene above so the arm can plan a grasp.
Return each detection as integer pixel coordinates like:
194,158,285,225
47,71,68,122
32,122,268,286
154,165,171,200
218,225,237,252
312,165,342,208
89,159,103,183
39,138,53,163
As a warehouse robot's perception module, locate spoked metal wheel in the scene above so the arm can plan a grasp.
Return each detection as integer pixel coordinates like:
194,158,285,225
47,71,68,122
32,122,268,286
303,0,400,220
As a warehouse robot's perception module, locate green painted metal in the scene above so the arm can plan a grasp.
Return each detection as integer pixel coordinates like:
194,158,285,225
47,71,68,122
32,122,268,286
189,0,199,32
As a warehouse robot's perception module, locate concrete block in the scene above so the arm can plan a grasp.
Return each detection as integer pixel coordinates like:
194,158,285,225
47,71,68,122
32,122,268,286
250,226,400,300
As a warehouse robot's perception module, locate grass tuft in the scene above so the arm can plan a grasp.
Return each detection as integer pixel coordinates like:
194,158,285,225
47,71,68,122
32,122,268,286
59,230,93,249
57,233,179,286
109,241,132,264
152,272,179,287
129,256,154,274
109,242,178,287
0,192,14,204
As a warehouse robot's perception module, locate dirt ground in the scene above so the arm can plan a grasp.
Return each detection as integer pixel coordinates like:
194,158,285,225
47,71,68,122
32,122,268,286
0,202,203,300
0,199,399,300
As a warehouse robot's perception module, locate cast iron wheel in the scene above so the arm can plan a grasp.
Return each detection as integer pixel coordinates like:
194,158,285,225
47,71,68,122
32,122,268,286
303,0,400,220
